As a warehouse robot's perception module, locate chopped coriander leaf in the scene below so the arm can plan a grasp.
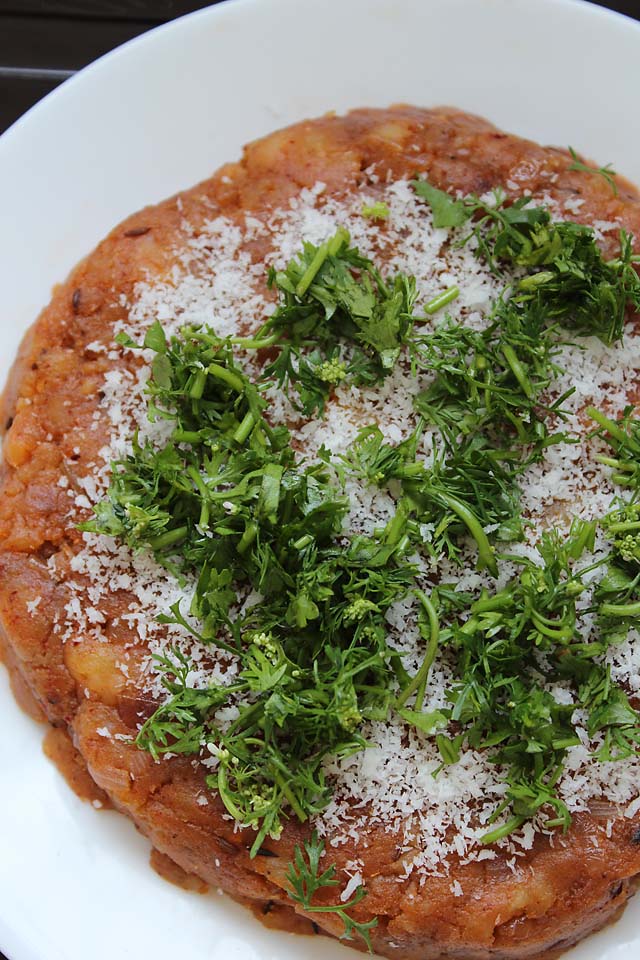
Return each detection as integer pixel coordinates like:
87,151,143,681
412,181,640,345
587,507,640,751
400,437,521,574
262,227,417,413
595,501,640,627
82,326,347,591
345,425,524,574
511,224,640,346
577,662,640,761
460,192,559,271
342,422,423,486
411,179,471,229
568,146,619,197
602,503,640,568
428,518,640,839
136,648,240,758
265,345,350,417
413,309,569,448
286,832,377,950
463,199,639,345
435,524,586,823
361,200,390,220
395,590,440,712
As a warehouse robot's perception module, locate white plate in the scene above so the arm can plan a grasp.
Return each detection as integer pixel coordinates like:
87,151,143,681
1,1,640,958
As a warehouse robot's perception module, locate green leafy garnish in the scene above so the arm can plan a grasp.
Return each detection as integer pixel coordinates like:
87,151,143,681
345,424,529,574
413,309,569,447
285,832,377,950
588,405,640,489
262,227,417,413
83,197,640,865
568,146,619,197
361,201,390,220
413,180,640,344
411,179,470,228
424,285,460,314
433,519,640,838
85,321,416,854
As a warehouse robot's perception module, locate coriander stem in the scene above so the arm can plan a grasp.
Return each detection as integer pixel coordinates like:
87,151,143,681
605,520,640,533
595,455,633,471
296,242,330,297
327,226,350,255
531,610,574,641
237,522,258,555
233,411,257,444
544,817,568,829
226,701,263,736
273,770,307,822
361,201,390,220
173,429,202,443
586,406,627,445
389,653,410,687
434,490,498,577
149,525,188,551
187,464,209,500
395,591,439,710
293,534,313,550
600,600,640,617
207,362,245,393
295,228,350,297
189,369,208,399
612,474,634,486
472,593,512,614
518,270,555,290
424,285,460,315
229,333,280,349
216,765,245,823
503,409,529,443
551,737,580,750
480,815,525,845
384,498,411,547
502,343,534,400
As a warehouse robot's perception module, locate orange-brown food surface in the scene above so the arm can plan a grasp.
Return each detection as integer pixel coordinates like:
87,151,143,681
2,106,640,959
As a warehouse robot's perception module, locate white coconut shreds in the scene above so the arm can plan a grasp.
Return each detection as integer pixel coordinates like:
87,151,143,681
56,177,640,876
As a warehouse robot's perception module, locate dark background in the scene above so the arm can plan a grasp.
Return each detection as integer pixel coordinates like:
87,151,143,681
1,0,640,134
0,0,639,957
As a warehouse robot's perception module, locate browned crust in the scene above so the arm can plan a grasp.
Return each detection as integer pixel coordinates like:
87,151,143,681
2,106,640,959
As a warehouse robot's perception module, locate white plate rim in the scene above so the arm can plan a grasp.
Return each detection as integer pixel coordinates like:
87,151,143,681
2,2,640,959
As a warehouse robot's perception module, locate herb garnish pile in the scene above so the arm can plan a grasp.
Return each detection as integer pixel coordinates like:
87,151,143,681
84,178,640,944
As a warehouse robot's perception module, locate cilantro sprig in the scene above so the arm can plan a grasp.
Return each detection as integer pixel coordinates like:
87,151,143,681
345,425,524,575
588,405,640,490
431,519,640,840
285,832,377,950
261,227,417,414
413,308,571,448
568,146,619,197
413,179,640,344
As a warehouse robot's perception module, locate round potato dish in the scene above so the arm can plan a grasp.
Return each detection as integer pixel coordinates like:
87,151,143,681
2,106,640,960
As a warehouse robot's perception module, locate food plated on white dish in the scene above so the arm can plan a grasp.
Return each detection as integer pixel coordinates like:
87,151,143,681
1,1,633,955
